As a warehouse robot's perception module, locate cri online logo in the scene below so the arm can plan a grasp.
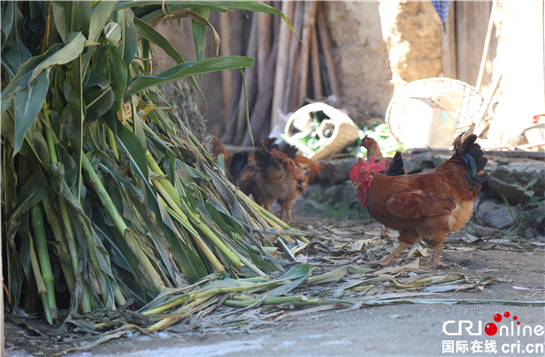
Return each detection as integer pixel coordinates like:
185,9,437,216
443,311,545,337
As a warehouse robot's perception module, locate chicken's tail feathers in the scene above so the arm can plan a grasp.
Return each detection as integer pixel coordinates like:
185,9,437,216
228,151,249,179
388,151,407,176
262,137,280,152
452,133,488,189
294,155,338,186
281,144,298,159
254,149,273,169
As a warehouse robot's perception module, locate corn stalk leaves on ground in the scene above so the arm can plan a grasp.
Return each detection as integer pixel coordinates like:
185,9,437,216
0,0,298,324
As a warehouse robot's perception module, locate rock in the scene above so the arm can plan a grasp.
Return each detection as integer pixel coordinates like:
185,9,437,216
483,204,522,229
534,201,545,224
293,198,325,212
472,226,502,238
329,158,358,182
303,184,321,199
487,160,545,204
157,332,171,339
431,155,450,168
320,185,344,204
475,198,500,221
483,160,498,175
342,183,360,207
403,152,434,174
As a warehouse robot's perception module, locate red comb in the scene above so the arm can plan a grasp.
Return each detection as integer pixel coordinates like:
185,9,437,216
350,154,386,182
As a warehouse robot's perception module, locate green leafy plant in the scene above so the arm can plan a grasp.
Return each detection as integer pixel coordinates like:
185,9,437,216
511,177,543,206
1,0,296,323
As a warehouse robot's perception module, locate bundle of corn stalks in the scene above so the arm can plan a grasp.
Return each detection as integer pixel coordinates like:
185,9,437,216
0,0,302,325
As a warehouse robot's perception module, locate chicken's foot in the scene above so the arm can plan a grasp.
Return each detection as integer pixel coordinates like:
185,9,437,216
380,224,392,240
368,242,409,267
421,244,449,269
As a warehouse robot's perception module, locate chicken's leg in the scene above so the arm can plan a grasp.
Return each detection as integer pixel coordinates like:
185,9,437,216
369,242,409,267
278,200,286,222
422,243,449,269
380,224,392,239
285,201,294,223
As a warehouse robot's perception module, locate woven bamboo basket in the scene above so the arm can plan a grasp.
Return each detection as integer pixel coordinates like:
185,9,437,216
386,78,484,149
284,103,360,161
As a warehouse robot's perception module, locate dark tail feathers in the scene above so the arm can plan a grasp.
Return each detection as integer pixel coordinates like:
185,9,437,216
281,144,298,159
312,162,338,186
261,137,280,152
228,151,249,179
386,152,406,176
254,149,279,172
452,133,488,190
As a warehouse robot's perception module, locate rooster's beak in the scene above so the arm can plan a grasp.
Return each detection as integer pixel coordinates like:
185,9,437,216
352,182,361,190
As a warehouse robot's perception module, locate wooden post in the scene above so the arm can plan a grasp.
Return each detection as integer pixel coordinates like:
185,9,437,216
257,2,271,90
242,38,280,146
220,11,232,122
1,213,3,357
310,23,322,99
235,14,259,144
283,1,304,113
316,2,340,97
270,1,294,131
476,0,498,91
475,73,502,137
223,9,247,143
441,1,457,79
297,1,318,107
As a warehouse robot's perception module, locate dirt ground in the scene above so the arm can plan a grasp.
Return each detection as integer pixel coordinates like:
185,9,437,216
5,211,545,357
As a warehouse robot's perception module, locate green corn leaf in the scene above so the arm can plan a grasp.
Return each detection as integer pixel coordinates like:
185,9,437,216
103,21,121,46
2,43,62,100
190,7,211,63
52,1,91,42
84,74,115,123
116,0,294,35
126,56,253,97
65,55,85,201
118,8,138,67
82,0,119,75
110,114,151,191
110,46,129,106
11,176,48,220
29,32,86,84
119,2,229,13
89,1,118,42
133,17,185,64
1,109,45,165
13,71,49,156
1,1,15,50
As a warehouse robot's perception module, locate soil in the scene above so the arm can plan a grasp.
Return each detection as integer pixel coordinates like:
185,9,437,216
5,211,545,357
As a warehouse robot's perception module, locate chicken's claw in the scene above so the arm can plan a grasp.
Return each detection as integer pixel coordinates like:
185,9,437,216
368,256,399,267
431,261,450,269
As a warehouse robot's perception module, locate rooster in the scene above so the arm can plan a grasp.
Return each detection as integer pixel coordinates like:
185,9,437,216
350,133,487,268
